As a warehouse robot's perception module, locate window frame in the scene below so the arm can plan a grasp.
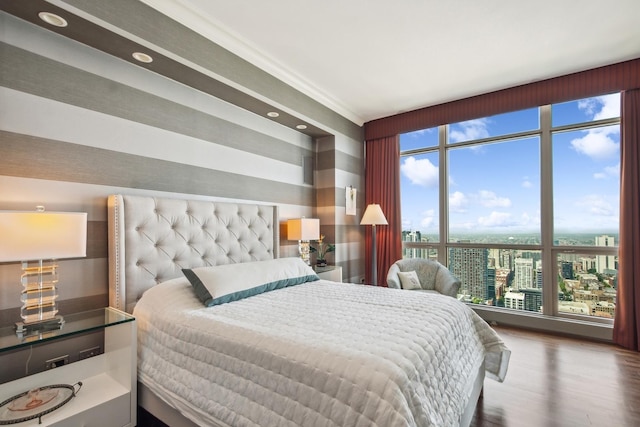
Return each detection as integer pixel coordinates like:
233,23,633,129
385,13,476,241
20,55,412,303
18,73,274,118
400,97,620,328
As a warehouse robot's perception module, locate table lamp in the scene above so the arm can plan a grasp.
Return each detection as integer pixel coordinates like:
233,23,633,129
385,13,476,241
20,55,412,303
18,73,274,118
287,218,320,265
0,207,87,336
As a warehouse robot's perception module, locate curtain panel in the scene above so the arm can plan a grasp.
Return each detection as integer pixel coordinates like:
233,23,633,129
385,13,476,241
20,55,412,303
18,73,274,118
363,135,402,286
614,89,640,351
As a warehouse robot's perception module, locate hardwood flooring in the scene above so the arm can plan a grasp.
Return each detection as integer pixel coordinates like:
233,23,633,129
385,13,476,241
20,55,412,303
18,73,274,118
137,326,640,426
470,326,640,427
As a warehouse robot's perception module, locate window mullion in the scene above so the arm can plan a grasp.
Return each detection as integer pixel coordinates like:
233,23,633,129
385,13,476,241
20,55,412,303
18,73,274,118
439,124,448,265
540,104,556,316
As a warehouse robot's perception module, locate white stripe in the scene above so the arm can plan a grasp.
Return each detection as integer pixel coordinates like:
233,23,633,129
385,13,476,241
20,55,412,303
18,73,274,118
0,88,304,184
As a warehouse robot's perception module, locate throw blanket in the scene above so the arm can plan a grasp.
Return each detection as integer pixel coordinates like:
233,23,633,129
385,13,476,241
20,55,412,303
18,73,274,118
134,278,510,427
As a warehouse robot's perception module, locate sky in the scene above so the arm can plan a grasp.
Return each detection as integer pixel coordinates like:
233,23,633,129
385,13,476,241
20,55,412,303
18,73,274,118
399,93,621,239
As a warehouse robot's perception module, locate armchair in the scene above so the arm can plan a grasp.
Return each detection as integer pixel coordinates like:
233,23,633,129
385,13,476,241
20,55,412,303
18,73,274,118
386,258,461,298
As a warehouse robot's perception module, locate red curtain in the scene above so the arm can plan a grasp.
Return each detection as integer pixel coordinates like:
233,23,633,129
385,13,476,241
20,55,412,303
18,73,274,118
614,89,640,351
363,135,403,286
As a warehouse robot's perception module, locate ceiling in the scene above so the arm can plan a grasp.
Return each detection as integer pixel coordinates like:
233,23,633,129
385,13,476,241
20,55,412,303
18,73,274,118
141,0,640,126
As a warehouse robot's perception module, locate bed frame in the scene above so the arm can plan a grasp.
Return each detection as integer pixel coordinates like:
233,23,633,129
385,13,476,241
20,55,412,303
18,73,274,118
107,193,482,427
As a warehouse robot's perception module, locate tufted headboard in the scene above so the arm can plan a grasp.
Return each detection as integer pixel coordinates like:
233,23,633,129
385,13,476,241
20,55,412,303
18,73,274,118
108,194,280,313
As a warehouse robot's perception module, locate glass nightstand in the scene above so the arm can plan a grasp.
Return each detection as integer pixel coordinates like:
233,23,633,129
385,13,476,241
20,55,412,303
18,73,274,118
0,307,133,352
0,307,136,426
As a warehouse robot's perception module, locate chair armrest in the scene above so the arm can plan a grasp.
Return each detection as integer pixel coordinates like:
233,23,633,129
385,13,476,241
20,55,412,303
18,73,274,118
386,264,401,288
435,268,462,298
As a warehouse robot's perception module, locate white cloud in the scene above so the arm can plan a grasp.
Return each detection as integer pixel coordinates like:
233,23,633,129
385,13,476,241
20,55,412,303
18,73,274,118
477,211,514,227
519,211,541,228
449,118,490,143
576,194,615,217
401,156,438,188
477,190,511,208
570,127,619,160
592,163,619,180
605,163,620,176
406,128,435,137
420,209,436,228
449,191,467,212
578,93,620,120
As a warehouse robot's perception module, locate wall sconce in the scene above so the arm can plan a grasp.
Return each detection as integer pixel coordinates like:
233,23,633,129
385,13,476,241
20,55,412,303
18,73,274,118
0,207,87,336
360,204,388,286
287,218,320,265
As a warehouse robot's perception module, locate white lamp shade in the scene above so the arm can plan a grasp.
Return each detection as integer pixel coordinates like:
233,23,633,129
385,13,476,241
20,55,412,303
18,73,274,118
360,204,388,226
287,218,320,240
0,211,87,262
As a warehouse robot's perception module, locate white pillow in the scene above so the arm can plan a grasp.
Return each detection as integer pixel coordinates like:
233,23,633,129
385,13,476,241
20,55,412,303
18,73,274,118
183,257,319,306
398,270,422,290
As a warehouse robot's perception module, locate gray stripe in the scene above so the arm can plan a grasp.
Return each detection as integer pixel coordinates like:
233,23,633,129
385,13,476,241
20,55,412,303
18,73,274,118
0,42,312,166
317,150,363,175
1,131,315,206
317,187,364,208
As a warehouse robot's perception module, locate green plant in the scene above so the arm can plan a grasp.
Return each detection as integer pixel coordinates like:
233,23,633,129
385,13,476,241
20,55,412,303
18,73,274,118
310,234,335,261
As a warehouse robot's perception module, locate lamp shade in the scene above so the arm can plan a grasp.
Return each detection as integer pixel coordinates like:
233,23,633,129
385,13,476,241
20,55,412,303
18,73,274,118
360,204,388,226
0,211,87,262
287,218,320,240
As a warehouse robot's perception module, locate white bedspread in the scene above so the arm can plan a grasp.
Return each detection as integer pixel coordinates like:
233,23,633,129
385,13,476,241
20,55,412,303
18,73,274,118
134,278,510,427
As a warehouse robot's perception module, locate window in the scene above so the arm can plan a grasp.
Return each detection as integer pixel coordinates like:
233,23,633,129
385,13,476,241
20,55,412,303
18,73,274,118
400,95,620,326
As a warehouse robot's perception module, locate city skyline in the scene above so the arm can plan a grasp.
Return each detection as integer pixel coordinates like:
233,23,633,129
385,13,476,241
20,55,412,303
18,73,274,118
399,93,621,236
402,231,618,318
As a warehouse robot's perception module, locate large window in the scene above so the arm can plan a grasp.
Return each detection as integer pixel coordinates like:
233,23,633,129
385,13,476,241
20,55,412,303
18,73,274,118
400,94,620,324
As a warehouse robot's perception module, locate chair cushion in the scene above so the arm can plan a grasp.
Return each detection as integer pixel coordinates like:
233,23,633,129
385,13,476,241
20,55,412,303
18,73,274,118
398,270,422,290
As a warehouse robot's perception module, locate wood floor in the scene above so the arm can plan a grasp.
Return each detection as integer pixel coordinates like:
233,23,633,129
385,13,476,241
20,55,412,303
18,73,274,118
137,326,640,427
470,326,640,427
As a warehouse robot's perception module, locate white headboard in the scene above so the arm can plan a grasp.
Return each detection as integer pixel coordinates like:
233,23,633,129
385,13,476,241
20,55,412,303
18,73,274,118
108,194,280,313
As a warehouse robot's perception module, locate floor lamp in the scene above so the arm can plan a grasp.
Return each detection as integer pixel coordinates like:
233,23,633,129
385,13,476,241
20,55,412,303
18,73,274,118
360,204,388,286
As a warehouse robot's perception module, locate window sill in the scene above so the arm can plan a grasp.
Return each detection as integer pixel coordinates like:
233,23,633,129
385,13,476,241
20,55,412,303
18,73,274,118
470,304,613,342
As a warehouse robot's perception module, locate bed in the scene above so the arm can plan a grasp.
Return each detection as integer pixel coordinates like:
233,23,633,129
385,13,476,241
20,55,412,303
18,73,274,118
107,194,510,427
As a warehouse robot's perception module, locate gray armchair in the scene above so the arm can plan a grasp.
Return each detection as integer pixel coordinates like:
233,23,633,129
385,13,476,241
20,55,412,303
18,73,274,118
386,258,461,298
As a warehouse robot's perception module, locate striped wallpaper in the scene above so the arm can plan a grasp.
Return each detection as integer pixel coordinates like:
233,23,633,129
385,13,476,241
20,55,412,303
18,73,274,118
0,10,365,325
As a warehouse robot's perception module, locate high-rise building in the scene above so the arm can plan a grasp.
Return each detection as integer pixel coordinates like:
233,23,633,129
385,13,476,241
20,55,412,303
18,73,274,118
504,291,524,310
595,235,616,274
560,261,574,279
522,288,543,312
487,267,496,303
402,230,424,259
501,250,513,270
535,265,543,289
513,258,534,290
449,247,489,301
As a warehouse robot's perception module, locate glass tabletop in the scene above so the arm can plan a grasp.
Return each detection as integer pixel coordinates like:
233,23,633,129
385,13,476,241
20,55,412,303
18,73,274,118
0,307,134,354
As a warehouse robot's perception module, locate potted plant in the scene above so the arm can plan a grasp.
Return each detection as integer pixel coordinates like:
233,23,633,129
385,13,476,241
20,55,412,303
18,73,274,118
311,234,335,267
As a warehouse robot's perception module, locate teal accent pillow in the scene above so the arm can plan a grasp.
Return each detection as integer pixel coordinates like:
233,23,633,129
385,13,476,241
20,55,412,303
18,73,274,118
183,257,319,307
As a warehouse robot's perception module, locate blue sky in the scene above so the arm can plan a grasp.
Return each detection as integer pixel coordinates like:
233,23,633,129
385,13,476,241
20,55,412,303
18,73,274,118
399,93,621,238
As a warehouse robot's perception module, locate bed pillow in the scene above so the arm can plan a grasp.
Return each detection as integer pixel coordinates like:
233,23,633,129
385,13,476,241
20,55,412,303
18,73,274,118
183,257,320,307
398,270,422,290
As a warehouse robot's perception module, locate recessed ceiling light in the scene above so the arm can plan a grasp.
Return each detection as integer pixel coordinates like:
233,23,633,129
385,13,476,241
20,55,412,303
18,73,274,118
267,112,279,118
296,124,308,130
38,12,68,27
132,52,153,63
